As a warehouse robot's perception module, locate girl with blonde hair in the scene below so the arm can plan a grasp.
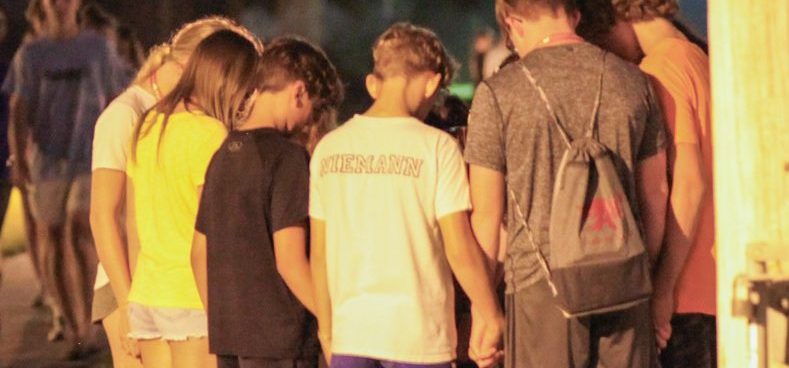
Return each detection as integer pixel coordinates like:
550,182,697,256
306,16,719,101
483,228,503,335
90,16,261,367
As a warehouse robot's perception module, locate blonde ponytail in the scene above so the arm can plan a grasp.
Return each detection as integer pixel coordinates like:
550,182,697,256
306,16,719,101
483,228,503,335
132,16,263,87
133,43,172,85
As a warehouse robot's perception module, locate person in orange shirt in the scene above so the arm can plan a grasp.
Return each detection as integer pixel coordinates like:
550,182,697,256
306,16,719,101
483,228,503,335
578,0,715,367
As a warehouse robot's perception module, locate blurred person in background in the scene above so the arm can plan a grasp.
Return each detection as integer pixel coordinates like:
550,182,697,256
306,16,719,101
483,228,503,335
78,2,118,45
23,0,47,44
481,34,511,81
2,0,128,358
115,25,145,72
20,0,49,304
469,28,494,85
0,6,9,288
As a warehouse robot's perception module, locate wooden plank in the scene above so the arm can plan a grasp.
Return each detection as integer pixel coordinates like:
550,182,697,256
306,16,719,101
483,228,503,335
708,1,789,367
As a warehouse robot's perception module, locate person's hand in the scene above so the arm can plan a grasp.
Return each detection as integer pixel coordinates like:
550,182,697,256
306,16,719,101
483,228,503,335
469,309,505,368
118,305,140,358
651,292,674,350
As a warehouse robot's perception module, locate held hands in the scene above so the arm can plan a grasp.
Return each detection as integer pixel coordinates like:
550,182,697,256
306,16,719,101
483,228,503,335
651,291,674,350
118,305,141,358
469,308,505,368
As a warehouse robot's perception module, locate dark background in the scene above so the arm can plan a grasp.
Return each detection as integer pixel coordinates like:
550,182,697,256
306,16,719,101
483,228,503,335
0,0,707,119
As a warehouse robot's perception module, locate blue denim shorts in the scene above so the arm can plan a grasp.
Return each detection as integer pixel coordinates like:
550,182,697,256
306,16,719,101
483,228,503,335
127,302,208,341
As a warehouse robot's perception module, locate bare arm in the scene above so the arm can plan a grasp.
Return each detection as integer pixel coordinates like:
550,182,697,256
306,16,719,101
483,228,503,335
310,218,332,360
274,224,316,314
7,94,31,185
191,187,209,310
191,230,209,309
468,165,506,279
635,150,669,264
439,211,502,322
89,169,133,306
440,211,504,367
654,143,706,296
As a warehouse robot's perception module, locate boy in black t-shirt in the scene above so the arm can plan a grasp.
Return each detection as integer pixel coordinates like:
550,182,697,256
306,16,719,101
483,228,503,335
192,37,344,368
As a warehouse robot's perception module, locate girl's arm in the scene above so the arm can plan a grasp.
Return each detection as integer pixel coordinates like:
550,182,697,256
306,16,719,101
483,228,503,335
89,169,132,308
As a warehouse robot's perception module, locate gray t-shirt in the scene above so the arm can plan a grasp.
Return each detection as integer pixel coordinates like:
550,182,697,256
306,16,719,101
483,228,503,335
465,43,666,294
2,32,129,181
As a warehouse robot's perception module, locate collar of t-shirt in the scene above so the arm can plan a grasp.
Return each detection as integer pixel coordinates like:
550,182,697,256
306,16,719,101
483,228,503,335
353,114,423,125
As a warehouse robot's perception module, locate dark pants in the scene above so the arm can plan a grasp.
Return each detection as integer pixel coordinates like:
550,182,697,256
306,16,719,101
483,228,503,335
660,314,717,368
505,280,657,368
218,355,319,368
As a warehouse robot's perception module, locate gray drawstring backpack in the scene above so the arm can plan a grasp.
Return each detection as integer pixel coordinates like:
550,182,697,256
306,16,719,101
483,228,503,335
510,53,652,318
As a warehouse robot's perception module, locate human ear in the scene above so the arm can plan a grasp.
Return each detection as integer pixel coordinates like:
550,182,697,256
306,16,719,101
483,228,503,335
365,74,381,100
504,17,522,41
424,73,442,99
570,10,582,30
292,81,307,108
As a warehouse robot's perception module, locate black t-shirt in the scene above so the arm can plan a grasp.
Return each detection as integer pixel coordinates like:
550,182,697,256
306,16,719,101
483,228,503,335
196,127,317,358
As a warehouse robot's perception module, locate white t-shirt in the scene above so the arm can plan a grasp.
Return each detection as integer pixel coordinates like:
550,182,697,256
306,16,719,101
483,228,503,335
309,115,472,364
92,85,157,290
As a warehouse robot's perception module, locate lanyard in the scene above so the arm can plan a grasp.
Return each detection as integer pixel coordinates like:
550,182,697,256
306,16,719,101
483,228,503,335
535,32,585,48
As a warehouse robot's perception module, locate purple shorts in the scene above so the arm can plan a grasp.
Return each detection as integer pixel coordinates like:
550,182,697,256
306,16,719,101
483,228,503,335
330,355,451,368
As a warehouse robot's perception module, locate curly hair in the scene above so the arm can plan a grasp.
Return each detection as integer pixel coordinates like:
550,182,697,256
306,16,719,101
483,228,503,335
576,0,618,43
372,22,457,87
256,36,345,119
255,36,345,152
612,0,679,21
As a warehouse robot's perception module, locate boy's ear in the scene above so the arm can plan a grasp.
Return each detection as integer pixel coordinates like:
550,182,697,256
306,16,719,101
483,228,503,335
366,74,381,100
424,72,443,99
292,80,308,108
570,9,581,29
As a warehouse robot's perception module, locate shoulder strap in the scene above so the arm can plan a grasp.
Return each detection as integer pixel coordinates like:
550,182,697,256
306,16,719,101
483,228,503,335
508,185,558,296
585,52,607,139
520,51,609,143
520,65,572,148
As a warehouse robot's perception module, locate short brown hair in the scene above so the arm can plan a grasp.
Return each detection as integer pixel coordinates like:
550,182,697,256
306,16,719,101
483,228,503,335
372,22,456,87
612,0,679,21
256,36,344,114
495,0,578,47
496,0,578,24
257,37,345,152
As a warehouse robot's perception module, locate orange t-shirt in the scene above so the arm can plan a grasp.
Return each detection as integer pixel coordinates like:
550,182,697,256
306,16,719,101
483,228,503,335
640,38,716,316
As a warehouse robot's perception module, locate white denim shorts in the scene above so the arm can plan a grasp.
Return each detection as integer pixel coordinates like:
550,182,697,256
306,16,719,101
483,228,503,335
127,303,208,341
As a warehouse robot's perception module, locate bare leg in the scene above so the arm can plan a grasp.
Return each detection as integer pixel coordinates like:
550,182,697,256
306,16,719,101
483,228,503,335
140,339,173,368
39,221,69,342
63,207,98,345
170,337,215,368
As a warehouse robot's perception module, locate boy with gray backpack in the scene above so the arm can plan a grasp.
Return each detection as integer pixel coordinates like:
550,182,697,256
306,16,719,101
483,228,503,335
466,0,669,367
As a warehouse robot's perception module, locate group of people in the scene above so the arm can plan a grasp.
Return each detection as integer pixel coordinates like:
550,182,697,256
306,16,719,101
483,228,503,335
1,0,715,367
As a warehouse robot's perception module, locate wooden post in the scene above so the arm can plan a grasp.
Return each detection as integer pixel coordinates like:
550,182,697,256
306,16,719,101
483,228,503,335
708,1,789,367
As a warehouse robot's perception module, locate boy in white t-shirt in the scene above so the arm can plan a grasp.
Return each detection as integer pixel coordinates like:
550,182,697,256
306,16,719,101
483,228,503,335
309,23,504,368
